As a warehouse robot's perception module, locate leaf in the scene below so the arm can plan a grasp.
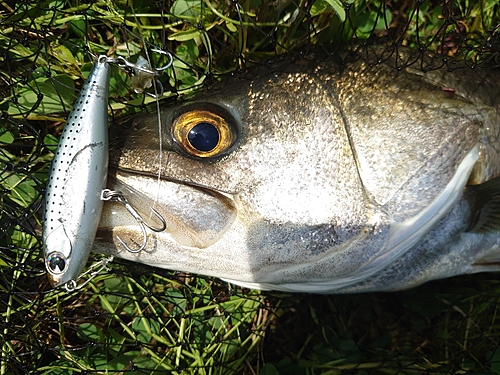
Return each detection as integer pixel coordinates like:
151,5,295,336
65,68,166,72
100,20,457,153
15,75,76,116
107,327,127,346
0,130,14,144
115,42,142,57
109,69,130,97
324,0,346,22
7,42,48,66
0,148,16,163
107,350,160,373
78,323,103,341
259,364,280,375
131,317,161,343
10,229,38,249
339,338,358,353
168,28,202,42
489,348,500,372
226,21,238,32
250,0,262,8
44,134,59,154
51,44,79,69
69,19,86,37
104,275,129,292
170,0,201,18
176,40,199,65
310,0,328,17
106,352,141,371
0,100,9,111
3,174,38,208
355,8,393,34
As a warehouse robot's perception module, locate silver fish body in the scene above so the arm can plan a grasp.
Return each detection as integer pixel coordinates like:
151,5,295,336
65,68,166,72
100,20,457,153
95,55,500,293
43,56,110,287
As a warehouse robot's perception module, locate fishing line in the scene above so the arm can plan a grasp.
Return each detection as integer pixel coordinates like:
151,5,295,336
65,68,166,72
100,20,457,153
124,2,166,222
152,63,165,219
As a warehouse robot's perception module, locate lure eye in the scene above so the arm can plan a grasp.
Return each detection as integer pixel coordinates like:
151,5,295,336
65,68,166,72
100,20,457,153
172,109,237,158
46,252,68,275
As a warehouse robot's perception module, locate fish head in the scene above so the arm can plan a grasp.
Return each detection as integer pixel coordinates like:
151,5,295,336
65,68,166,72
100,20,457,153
96,62,384,290
96,59,488,292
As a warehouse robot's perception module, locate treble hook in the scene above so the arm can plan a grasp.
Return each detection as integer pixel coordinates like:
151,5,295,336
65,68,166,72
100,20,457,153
101,189,167,253
149,48,173,71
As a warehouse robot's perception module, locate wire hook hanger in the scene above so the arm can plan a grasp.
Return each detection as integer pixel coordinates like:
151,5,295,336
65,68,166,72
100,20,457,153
101,189,167,253
65,255,114,292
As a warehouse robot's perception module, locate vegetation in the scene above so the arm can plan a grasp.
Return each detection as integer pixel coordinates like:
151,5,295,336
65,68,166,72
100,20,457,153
0,0,499,374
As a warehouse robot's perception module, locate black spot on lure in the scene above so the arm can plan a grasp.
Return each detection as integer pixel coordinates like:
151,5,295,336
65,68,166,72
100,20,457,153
43,56,110,288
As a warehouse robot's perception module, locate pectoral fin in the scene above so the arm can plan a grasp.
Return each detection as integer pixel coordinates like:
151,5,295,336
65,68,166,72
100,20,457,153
470,176,500,234
468,176,500,270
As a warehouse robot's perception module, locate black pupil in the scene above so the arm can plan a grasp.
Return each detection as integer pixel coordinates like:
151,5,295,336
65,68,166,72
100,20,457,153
48,254,66,273
188,123,219,152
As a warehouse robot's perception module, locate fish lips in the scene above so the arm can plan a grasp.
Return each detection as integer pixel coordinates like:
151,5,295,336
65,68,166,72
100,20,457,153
98,170,238,250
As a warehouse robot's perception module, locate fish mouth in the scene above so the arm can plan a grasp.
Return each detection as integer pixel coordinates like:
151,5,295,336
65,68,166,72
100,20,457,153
98,168,238,250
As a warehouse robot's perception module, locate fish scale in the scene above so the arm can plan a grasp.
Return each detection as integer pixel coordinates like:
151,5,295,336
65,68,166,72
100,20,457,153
43,56,110,288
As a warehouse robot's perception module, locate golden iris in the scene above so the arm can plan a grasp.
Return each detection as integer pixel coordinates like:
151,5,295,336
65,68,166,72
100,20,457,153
172,109,237,158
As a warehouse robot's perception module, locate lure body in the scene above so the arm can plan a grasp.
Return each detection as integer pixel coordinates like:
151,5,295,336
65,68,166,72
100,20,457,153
43,56,110,287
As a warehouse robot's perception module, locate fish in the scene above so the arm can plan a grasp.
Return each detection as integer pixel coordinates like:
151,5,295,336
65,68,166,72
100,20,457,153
93,51,500,293
42,56,110,288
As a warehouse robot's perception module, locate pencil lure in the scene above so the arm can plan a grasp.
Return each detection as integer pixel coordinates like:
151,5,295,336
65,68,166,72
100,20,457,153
43,55,110,288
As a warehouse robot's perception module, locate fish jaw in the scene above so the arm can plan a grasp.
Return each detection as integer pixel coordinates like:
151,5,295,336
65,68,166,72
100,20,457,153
95,165,391,286
105,171,239,249
94,175,253,278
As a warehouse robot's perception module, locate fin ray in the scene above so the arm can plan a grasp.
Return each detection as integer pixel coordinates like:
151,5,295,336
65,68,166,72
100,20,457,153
470,176,500,233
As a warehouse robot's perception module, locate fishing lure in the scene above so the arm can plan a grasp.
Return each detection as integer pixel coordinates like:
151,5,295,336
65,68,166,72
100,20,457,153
43,50,173,290
42,55,111,289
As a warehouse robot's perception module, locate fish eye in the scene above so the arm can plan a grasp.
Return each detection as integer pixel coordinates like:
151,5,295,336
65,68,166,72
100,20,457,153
46,252,68,275
171,108,237,158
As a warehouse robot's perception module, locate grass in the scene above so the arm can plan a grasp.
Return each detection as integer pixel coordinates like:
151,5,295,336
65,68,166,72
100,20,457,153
1,0,500,374
35,270,269,374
